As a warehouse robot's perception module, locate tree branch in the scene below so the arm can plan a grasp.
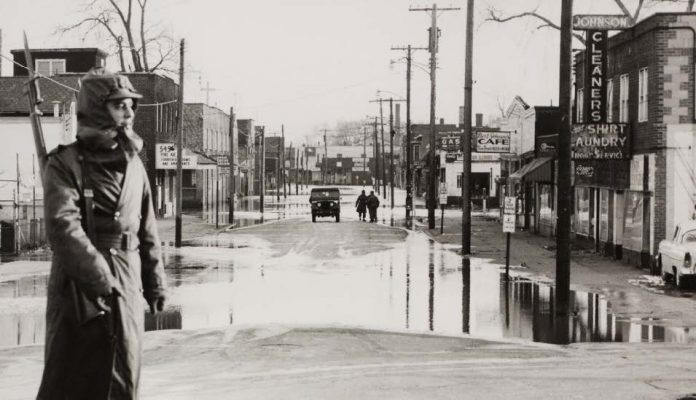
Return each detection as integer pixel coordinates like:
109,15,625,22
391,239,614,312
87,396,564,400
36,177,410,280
485,7,586,44
137,0,149,70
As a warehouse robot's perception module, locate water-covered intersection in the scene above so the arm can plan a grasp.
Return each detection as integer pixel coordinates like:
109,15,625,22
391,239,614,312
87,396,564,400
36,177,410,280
2,186,696,399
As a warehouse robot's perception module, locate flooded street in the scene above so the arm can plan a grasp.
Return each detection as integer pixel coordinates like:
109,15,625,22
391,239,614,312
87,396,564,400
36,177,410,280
2,186,695,348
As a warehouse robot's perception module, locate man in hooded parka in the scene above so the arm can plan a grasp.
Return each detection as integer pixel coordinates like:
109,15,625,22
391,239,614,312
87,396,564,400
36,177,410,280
36,68,167,400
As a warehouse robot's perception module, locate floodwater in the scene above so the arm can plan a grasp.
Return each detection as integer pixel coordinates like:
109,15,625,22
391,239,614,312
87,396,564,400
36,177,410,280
2,226,695,348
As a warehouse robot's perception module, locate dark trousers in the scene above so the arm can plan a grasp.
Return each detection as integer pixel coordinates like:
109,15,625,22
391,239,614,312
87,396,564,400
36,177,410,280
358,211,366,220
368,207,377,222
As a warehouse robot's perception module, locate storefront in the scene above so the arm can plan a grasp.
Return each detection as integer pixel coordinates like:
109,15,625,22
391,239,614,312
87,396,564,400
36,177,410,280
508,157,553,233
155,143,217,217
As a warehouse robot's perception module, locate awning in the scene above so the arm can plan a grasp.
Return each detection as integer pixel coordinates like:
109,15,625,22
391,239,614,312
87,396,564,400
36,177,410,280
509,157,553,182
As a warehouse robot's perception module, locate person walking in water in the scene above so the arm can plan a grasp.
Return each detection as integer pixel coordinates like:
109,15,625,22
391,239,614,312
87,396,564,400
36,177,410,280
367,190,380,223
355,190,368,221
36,68,167,400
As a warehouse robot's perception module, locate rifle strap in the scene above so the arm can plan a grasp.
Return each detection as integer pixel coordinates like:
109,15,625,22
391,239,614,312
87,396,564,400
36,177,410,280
77,144,97,243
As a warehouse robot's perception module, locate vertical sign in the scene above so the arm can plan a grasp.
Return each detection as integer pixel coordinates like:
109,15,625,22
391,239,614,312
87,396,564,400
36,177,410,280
585,30,607,123
503,196,516,233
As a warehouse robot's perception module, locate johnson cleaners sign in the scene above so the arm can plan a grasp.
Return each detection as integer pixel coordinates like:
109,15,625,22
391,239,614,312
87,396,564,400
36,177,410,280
571,123,630,160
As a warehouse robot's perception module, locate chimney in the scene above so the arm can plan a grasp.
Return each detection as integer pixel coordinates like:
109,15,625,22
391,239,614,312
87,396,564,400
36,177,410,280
439,118,444,125
475,113,483,127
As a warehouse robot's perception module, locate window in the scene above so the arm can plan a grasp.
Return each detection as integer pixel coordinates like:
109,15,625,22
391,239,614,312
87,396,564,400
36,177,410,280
606,79,614,123
456,174,462,188
619,74,629,122
36,59,65,76
638,68,648,122
576,89,584,122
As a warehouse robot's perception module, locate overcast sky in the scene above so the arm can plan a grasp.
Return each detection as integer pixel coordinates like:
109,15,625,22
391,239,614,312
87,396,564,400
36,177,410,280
0,0,687,144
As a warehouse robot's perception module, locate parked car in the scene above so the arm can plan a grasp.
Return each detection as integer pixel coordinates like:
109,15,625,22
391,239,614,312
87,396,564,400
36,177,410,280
309,187,341,222
657,221,696,288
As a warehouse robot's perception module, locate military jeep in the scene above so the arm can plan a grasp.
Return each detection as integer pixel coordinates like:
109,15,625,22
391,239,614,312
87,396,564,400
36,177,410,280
310,187,341,222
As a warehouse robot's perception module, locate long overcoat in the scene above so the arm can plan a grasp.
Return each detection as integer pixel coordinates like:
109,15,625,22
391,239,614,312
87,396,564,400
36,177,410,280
37,73,166,400
355,194,368,213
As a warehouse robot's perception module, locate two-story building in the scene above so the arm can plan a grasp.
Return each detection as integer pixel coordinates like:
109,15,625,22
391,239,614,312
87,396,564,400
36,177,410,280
182,103,231,222
573,13,696,268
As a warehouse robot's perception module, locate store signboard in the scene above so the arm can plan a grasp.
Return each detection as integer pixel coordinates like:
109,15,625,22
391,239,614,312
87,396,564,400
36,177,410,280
439,183,448,205
476,130,510,153
156,143,197,169
503,196,516,233
573,15,632,30
585,30,608,123
571,123,630,160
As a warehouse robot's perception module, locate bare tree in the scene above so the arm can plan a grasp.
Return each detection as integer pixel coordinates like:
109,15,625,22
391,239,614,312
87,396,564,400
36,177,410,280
485,0,694,45
56,0,176,73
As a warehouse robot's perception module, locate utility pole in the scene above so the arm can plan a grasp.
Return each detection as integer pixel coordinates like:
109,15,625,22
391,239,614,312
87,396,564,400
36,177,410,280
32,153,36,234
276,134,281,203
322,129,328,185
380,101,386,198
282,126,286,199
175,39,185,248
363,127,367,174
201,81,216,106
229,107,235,225
411,3,460,229
461,0,474,255
372,117,380,194
369,99,391,197
556,0,573,323
389,98,395,209
260,127,265,214
295,147,299,195
15,153,20,254
392,45,428,222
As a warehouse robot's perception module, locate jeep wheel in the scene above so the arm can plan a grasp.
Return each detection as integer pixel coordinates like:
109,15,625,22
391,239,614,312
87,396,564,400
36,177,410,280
335,213,340,223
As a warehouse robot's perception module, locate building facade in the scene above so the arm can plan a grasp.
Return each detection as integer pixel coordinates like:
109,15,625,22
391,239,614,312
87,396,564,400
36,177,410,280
573,13,696,268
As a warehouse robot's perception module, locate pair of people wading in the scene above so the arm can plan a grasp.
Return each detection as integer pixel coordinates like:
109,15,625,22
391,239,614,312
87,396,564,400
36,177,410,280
36,68,167,400
355,190,368,221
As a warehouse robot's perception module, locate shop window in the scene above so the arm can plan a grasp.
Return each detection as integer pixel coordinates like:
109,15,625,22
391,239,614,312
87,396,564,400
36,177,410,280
576,89,584,123
619,74,629,123
638,68,648,122
606,79,614,122
574,187,590,236
623,191,644,252
539,184,554,227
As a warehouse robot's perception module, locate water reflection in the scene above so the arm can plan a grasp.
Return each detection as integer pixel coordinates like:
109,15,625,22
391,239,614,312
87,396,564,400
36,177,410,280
3,230,696,347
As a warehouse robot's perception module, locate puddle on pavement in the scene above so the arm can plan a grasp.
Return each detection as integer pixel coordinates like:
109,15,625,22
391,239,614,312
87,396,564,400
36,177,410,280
3,226,696,348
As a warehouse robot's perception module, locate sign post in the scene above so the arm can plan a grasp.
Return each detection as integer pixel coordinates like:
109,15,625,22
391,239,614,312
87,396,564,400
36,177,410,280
439,182,447,234
503,196,516,280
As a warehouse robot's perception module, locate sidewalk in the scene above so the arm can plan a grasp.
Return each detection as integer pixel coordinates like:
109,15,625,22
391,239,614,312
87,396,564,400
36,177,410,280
413,211,696,327
156,213,230,245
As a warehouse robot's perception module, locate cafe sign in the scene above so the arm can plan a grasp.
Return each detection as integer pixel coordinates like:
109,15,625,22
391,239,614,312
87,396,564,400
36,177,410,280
476,130,510,153
571,123,630,160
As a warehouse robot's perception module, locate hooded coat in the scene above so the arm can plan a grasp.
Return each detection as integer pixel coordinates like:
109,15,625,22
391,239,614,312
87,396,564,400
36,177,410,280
36,69,166,400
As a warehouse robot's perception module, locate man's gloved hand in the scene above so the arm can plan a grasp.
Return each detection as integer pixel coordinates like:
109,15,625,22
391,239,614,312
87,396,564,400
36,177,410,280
95,286,121,314
147,295,166,315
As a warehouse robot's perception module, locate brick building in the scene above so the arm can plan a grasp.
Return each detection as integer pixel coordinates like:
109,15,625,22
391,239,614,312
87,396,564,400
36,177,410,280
0,47,200,219
236,119,257,196
182,103,232,222
574,13,696,268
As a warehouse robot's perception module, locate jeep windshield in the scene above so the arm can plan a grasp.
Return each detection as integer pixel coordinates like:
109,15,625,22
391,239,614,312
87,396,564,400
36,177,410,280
310,189,340,200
